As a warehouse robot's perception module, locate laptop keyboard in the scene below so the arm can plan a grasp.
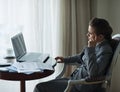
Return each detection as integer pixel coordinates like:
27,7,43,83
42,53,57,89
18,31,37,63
19,53,49,62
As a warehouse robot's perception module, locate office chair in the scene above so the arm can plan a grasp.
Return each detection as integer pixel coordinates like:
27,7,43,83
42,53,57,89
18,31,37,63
55,34,120,92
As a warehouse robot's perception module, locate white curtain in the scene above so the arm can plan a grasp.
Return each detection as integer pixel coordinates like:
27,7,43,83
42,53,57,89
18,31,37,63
0,0,62,57
0,0,63,92
31,0,62,57
0,0,91,91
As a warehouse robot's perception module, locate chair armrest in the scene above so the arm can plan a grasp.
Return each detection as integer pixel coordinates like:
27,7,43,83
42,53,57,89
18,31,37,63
55,63,67,79
64,77,106,92
55,62,80,79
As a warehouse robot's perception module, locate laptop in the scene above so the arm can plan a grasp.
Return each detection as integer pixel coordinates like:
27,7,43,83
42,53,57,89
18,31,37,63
11,32,49,62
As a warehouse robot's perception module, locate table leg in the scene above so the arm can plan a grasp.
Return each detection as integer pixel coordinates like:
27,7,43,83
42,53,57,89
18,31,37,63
20,80,25,92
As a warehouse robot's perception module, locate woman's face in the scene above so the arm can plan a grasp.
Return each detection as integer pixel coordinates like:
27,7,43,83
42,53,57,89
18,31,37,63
87,25,98,42
87,25,104,43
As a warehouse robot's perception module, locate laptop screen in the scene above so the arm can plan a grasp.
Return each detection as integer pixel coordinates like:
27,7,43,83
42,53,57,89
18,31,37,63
11,33,26,60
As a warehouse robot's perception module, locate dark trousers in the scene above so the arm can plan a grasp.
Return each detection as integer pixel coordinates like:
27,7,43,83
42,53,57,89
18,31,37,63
33,78,79,92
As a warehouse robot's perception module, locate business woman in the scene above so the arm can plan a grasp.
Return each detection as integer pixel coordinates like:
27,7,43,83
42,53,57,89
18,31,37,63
34,17,113,92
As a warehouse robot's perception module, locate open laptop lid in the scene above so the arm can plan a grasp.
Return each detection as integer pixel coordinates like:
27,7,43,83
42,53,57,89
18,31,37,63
11,32,26,60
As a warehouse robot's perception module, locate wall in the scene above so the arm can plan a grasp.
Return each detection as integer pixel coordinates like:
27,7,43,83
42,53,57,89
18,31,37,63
108,0,120,35
92,0,120,35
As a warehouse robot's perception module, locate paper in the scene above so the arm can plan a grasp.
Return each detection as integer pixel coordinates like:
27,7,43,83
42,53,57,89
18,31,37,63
44,57,57,67
7,58,55,74
0,58,12,71
0,67,9,71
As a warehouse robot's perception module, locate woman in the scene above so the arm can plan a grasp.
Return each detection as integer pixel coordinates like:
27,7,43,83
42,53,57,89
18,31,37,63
34,17,113,92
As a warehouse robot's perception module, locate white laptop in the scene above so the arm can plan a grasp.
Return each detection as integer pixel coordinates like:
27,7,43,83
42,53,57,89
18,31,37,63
11,32,49,62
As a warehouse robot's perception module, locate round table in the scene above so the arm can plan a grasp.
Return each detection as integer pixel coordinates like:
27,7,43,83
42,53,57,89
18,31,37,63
0,70,54,92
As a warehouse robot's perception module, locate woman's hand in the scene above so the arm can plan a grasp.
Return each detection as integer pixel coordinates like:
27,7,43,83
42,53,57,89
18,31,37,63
55,56,64,63
88,38,97,47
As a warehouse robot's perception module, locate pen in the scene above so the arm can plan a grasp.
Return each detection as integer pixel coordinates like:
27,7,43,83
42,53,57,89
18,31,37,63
43,56,49,63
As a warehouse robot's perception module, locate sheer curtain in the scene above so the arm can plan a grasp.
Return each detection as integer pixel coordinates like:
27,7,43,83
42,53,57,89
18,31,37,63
0,0,91,65
0,0,92,91
0,0,62,56
0,0,63,92
31,0,62,56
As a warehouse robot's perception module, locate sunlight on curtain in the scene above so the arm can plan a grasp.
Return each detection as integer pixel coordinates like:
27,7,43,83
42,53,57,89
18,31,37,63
0,0,62,57
0,0,63,92
33,0,62,57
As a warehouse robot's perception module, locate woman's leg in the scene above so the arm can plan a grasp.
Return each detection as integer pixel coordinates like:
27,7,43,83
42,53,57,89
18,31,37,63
34,78,69,92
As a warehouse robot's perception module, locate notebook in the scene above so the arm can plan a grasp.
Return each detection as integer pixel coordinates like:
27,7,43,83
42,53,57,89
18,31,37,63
11,32,49,62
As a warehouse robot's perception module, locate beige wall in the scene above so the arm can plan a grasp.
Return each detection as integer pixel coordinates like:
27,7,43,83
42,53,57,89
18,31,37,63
92,0,120,35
